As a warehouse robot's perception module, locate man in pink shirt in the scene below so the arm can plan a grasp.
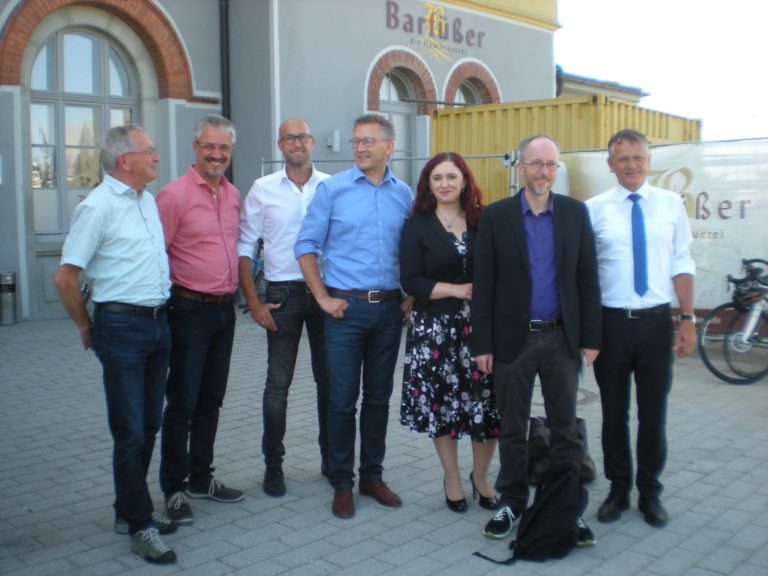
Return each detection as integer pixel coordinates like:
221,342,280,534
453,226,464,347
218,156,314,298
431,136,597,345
156,115,244,526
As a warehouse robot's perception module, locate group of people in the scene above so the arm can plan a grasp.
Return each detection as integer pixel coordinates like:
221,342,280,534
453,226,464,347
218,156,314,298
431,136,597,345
54,111,696,565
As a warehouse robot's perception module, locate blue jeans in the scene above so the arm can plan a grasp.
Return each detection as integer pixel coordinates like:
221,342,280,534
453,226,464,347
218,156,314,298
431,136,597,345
160,296,235,495
91,309,170,535
262,282,328,467
324,297,403,488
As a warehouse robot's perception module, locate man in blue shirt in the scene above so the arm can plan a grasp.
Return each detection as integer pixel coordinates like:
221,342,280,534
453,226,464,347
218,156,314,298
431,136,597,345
295,114,413,519
472,135,601,543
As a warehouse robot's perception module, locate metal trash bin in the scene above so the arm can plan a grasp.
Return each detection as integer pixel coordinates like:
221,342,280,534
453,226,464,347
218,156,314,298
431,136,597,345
1,271,17,325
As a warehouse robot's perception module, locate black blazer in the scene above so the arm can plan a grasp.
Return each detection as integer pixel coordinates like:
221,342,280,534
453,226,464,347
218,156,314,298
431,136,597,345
400,212,475,315
471,192,601,362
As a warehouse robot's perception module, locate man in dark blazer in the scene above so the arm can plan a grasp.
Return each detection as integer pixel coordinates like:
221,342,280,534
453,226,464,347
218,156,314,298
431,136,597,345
472,134,602,542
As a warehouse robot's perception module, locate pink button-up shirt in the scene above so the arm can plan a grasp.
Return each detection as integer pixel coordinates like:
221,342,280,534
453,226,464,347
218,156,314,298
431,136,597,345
156,165,240,295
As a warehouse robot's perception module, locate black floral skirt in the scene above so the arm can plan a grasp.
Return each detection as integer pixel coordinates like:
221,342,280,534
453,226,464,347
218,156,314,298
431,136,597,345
400,301,500,441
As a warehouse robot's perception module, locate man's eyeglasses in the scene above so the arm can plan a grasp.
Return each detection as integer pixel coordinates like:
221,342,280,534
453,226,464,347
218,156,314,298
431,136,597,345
124,147,158,158
195,141,234,153
349,137,388,149
521,160,559,171
279,133,313,145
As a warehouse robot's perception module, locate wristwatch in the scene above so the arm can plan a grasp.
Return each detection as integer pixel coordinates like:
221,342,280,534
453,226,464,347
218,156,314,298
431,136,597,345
680,314,696,322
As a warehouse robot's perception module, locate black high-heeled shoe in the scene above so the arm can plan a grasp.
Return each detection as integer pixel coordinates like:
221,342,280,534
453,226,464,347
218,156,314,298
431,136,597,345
470,471,500,510
444,481,468,513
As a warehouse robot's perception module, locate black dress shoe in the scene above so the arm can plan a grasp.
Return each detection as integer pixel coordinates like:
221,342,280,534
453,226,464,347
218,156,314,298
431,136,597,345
597,489,630,523
639,496,668,527
444,482,467,513
263,465,286,497
469,472,500,510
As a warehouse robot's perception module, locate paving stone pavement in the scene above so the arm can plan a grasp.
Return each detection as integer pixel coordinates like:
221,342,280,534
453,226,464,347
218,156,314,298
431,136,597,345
1,314,767,575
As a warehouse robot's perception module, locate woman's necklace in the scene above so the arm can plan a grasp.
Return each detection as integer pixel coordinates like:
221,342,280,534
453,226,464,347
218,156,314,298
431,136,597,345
436,208,463,230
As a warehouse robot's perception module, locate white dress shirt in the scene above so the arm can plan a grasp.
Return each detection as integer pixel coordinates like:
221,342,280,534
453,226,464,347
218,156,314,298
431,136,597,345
237,166,330,281
586,181,695,309
60,173,170,306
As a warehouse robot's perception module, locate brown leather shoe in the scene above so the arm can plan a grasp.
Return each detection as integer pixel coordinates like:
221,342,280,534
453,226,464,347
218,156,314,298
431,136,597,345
359,479,402,508
332,488,355,519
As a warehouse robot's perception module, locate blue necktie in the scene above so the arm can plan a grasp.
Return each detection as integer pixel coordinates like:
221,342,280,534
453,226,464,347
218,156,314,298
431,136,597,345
628,193,648,296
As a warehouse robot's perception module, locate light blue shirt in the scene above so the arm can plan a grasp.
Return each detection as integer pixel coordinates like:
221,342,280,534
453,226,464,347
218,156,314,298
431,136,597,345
60,173,171,306
294,165,413,290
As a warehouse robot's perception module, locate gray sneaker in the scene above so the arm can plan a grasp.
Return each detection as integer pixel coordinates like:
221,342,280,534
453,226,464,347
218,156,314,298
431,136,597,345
130,526,177,564
115,511,178,535
165,491,195,524
187,477,244,503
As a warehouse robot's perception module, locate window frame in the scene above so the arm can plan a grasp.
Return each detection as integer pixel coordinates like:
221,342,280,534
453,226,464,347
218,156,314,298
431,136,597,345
29,28,139,238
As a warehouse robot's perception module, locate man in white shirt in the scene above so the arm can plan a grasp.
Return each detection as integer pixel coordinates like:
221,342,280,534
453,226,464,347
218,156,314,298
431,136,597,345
586,129,696,528
237,118,330,497
54,125,177,564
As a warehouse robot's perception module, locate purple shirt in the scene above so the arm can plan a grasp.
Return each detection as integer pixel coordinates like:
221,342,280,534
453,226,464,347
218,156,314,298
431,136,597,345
521,191,560,321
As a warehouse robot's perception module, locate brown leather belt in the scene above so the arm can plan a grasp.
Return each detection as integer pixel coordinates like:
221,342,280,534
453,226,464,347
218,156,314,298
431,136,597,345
327,288,401,303
171,285,234,304
603,303,669,319
95,302,165,318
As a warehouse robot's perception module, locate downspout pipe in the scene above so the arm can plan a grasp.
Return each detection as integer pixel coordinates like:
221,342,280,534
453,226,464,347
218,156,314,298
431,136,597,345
220,0,233,180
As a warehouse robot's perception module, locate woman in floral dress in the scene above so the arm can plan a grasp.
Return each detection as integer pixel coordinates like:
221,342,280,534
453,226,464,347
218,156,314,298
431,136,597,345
400,152,500,513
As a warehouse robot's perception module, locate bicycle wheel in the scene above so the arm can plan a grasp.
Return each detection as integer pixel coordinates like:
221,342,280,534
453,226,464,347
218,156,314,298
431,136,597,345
698,303,754,384
723,308,768,383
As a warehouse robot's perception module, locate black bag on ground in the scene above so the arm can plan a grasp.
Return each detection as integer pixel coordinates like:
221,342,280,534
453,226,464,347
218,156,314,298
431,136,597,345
511,470,587,561
528,416,596,485
473,469,587,565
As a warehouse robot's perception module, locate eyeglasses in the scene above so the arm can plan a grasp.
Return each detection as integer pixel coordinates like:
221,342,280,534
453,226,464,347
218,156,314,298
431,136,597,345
195,141,234,153
279,133,313,144
521,160,559,171
349,137,389,149
124,147,158,158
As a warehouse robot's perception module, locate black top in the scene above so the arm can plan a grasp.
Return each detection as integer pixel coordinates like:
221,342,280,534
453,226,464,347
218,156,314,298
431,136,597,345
399,212,476,316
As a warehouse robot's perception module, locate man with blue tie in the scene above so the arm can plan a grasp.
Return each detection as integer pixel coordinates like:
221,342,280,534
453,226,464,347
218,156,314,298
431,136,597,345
586,129,696,528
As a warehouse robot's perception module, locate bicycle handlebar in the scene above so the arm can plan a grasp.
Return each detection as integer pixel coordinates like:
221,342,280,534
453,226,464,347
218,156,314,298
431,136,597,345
726,258,768,291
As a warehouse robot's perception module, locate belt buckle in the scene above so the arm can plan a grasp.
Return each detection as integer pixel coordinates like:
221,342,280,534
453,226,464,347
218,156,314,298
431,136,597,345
627,308,640,319
529,321,542,331
152,307,162,319
368,290,382,303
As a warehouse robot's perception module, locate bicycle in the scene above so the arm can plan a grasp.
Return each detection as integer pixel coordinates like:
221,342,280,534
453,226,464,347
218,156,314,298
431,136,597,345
697,258,768,384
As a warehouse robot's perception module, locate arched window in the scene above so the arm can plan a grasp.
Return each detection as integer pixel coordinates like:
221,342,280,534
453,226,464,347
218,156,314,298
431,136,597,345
30,29,138,236
444,61,502,107
454,81,481,105
379,72,411,102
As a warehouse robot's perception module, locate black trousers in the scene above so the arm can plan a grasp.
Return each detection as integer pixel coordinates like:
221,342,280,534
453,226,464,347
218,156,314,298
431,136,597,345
494,327,581,513
594,310,673,498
